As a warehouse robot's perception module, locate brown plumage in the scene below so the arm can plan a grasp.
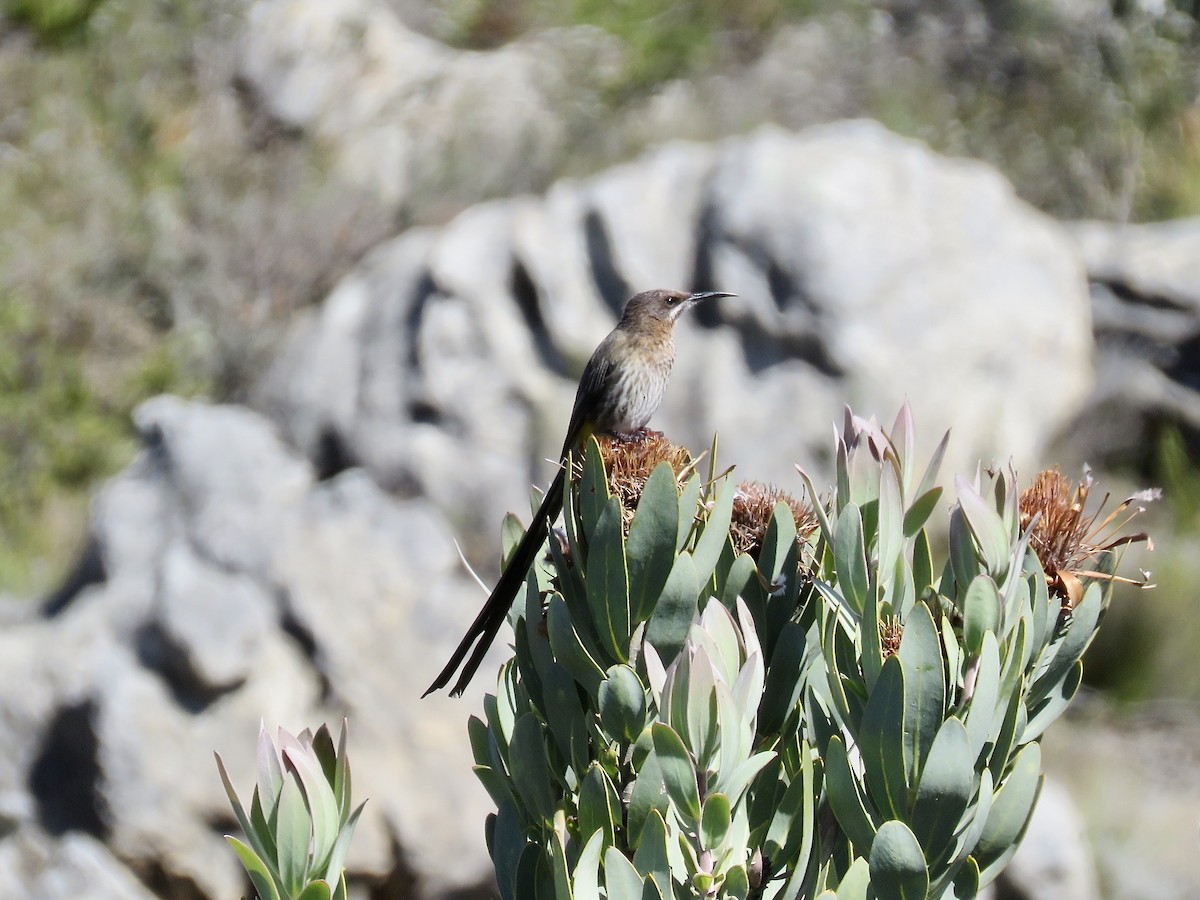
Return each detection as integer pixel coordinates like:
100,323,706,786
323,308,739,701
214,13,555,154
424,288,734,697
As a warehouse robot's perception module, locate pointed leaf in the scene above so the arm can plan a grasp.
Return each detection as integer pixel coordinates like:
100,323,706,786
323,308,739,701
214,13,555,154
646,552,700,664
859,655,909,820
651,723,701,825
226,836,283,900
824,736,879,853
898,602,945,784
604,847,645,900
628,462,681,623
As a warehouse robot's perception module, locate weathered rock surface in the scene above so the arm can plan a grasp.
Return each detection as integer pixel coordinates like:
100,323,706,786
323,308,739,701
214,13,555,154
258,120,1095,567
0,397,496,898
1062,218,1200,468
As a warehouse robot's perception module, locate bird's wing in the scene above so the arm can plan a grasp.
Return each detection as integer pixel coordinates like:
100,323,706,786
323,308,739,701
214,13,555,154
560,336,618,457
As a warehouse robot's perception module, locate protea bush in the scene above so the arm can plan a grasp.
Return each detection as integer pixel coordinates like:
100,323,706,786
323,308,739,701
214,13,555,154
470,405,1154,899
216,721,365,900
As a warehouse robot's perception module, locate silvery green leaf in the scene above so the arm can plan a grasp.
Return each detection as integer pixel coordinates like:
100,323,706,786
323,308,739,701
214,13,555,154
599,665,647,744
698,600,742,684
580,436,610,541
578,764,621,850
724,865,751,900
692,475,736,585
604,847,644,900
869,820,929,900
988,684,1023,784
686,645,720,765
945,855,980,900
976,743,1043,884
586,497,631,663
765,741,816,874
898,601,945,784
700,792,732,850
632,809,671,893
492,801,524,900
216,753,278,876
547,594,605,697
795,464,835,545
836,856,872,900
1023,659,1083,742
225,836,282,900
509,713,557,821
715,751,775,809
549,810,573,900
955,477,1009,578
651,723,701,825
573,829,605,900
543,663,590,773
878,462,904,580
761,624,810,736
275,772,309,895
627,462,681,623
913,529,934,595
910,719,973,860
824,736,879,854
677,475,703,552
963,633,1000,763
321,801,366,889
628,748,669,847
645,552,700,665
1028,583,1101,709
903,488,943,539
834,503,869,616
962,576,1000,656
947,507,979,592
859,655,909,820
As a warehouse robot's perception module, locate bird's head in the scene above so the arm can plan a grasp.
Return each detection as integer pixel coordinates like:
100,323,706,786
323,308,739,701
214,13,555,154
620,289,736,327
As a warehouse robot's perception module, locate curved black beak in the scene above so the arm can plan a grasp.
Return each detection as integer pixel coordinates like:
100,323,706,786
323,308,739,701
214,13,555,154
689,291,736,302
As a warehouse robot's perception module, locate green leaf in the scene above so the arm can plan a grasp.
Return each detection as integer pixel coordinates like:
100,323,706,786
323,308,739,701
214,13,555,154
910,719,973,859
913,529,934,595
765,744,816,871
509,713,557,821
275,773,310,895
599,665,647,743
580,436,610,540
677,475,703,552
281,738,341,873
645,552,700,665
903,488,943,538
627,752,668,847
859,655,909,820
962,576,1001,656
493,801,524,900
587,497,631,662
1023,659,1083,743
946,855,980,900
573,830,605,900
898,602,945,785
543,663,590,774
632,809,671,893
651,723,701,825
878,463,904,581
955,478,1009,577
604,847,645,900
579,765,621,850
963,633,1000,763
226,836,283,900
216,752,279,880
835,857,871,900
976,743,1043,878
1028,583,1102,708
834,503,869,616
760,623,809,735
321,801,365,888
550,810,574,900
297,881,333,900
700,792,732,850
547,594,606,697
869,820,929,900
627,462,681,623
692,474,736,584
947,507,980,592
824,736,879,853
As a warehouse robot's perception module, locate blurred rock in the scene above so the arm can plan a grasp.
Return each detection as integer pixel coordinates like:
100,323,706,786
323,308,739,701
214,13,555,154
996,778,1099,900
0,397,494,898
1062,218,1200,469
239,0,621,211
259,121,1094,569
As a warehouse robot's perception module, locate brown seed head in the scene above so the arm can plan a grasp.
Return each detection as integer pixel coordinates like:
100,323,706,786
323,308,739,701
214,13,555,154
571,431,694,528
730,480,820,561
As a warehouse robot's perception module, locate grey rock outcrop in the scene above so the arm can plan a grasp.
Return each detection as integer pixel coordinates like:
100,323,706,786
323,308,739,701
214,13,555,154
0,397,496,898
258,121,1095,568
1063,218,1200,468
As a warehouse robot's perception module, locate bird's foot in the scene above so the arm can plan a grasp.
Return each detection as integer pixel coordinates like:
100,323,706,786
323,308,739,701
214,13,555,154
610,427,662,445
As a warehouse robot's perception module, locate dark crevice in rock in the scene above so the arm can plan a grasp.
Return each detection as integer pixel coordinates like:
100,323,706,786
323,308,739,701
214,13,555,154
690,199,722,330
278,589,333,704
363,831,495,900
134,859,210,900
408,398,444,424
1096,276,1196,314
134,621,242,714
583,209,630,316
28,700,109,840
511,255,568,377
41,536,107,618
314,425,358,482
400,269,444,425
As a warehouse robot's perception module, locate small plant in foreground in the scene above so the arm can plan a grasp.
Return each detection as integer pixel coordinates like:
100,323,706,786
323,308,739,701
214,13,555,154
216,721,365,900
470,405,1154,899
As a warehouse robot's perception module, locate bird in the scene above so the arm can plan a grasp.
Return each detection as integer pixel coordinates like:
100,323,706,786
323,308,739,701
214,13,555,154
424,288,734,697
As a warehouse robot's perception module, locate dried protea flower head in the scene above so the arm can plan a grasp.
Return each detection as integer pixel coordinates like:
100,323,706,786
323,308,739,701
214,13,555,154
1019,466,1158,609
879,616,904,658
572,431,694,527
730,480,820,561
